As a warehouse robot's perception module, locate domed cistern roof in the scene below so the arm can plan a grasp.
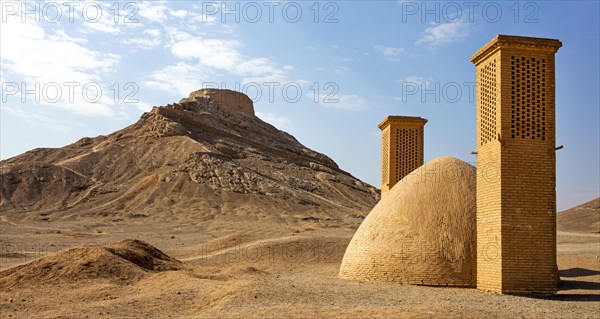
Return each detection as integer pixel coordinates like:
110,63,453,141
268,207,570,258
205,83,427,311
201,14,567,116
339,156,476,287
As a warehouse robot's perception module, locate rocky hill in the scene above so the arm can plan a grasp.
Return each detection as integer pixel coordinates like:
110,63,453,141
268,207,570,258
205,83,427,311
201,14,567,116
0,89,378,226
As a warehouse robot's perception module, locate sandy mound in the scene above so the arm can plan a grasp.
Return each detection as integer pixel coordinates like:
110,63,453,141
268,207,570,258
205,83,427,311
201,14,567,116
558,197,600,234
0,239,181,288
339,156,476,287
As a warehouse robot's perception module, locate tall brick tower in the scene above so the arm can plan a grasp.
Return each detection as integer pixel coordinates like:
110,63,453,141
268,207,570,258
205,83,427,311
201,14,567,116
471,35,562,294
378,116,427,197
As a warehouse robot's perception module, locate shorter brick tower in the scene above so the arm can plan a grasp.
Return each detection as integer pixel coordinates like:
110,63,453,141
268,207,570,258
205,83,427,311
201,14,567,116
378,116,427,197
471,35,562,294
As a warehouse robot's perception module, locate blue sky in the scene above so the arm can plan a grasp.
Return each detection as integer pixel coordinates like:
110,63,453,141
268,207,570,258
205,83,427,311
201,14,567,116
1,1,598,210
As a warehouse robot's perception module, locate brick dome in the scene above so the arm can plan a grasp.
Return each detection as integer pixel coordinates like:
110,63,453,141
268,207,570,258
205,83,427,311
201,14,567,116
339,156,476,287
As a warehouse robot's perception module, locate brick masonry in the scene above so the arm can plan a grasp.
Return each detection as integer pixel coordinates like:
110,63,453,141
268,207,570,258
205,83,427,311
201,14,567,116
378,116,427,198
471,35,562,294
339,156,477,286
339,35,561,294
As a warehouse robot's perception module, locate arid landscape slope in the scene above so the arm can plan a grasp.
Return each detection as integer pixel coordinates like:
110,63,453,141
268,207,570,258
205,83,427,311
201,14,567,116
0,90,598,318
558,197,600,234
0,89,378,234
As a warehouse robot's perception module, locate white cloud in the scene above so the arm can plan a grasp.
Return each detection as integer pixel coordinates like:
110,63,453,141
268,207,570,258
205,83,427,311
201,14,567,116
294,79,312,87
187,11,218,25
1,17,119,83
82,18,122,34
130,101,152,112
166,36,289,85
49,30,88,44
137,2,169,23
236,58,278,76
375,45,406,61
1,105,72,133
416,20,471,48
144,28,161,37
333,94,372,110
241,74,287,86
133,6,294,103
311,93,372,111
122,28,162,49
398,76,433,87
171,38,242,70
144,62,214,97
170,9,188,19
237,59,287,84
74,0,139,35
393,76,435,103
1,14,121,117
126,37,162,49
334,67,348,75
256,112,292,130
164,26,194,44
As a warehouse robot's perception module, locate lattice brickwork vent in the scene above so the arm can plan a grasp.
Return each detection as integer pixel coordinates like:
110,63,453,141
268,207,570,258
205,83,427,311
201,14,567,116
395,128,419,181
511,56,547,140
480,59,497,145
382,129,390,185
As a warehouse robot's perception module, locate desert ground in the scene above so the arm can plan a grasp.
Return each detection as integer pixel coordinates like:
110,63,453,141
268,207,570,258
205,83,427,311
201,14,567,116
1,94,598,318
0,203,598,319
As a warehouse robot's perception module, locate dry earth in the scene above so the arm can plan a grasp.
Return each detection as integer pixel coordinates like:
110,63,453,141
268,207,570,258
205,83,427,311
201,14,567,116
0,90,598,318
0,202,598,319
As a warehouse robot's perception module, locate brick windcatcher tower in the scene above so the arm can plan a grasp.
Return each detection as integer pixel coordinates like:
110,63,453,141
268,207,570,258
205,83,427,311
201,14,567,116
471,35,562,294
378,116,427,197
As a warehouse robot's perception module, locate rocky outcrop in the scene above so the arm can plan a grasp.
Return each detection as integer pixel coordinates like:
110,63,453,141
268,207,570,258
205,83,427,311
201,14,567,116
181,88,255,117
179,153,281,195
0,89,379,220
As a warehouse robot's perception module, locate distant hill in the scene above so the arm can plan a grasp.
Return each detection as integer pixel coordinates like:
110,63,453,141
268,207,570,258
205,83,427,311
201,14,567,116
557,197,600,234
0,89,378,226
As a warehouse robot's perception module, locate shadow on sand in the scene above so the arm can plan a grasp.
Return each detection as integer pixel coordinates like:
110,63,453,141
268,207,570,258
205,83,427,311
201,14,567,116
525,269,600,302
559,268,600,278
